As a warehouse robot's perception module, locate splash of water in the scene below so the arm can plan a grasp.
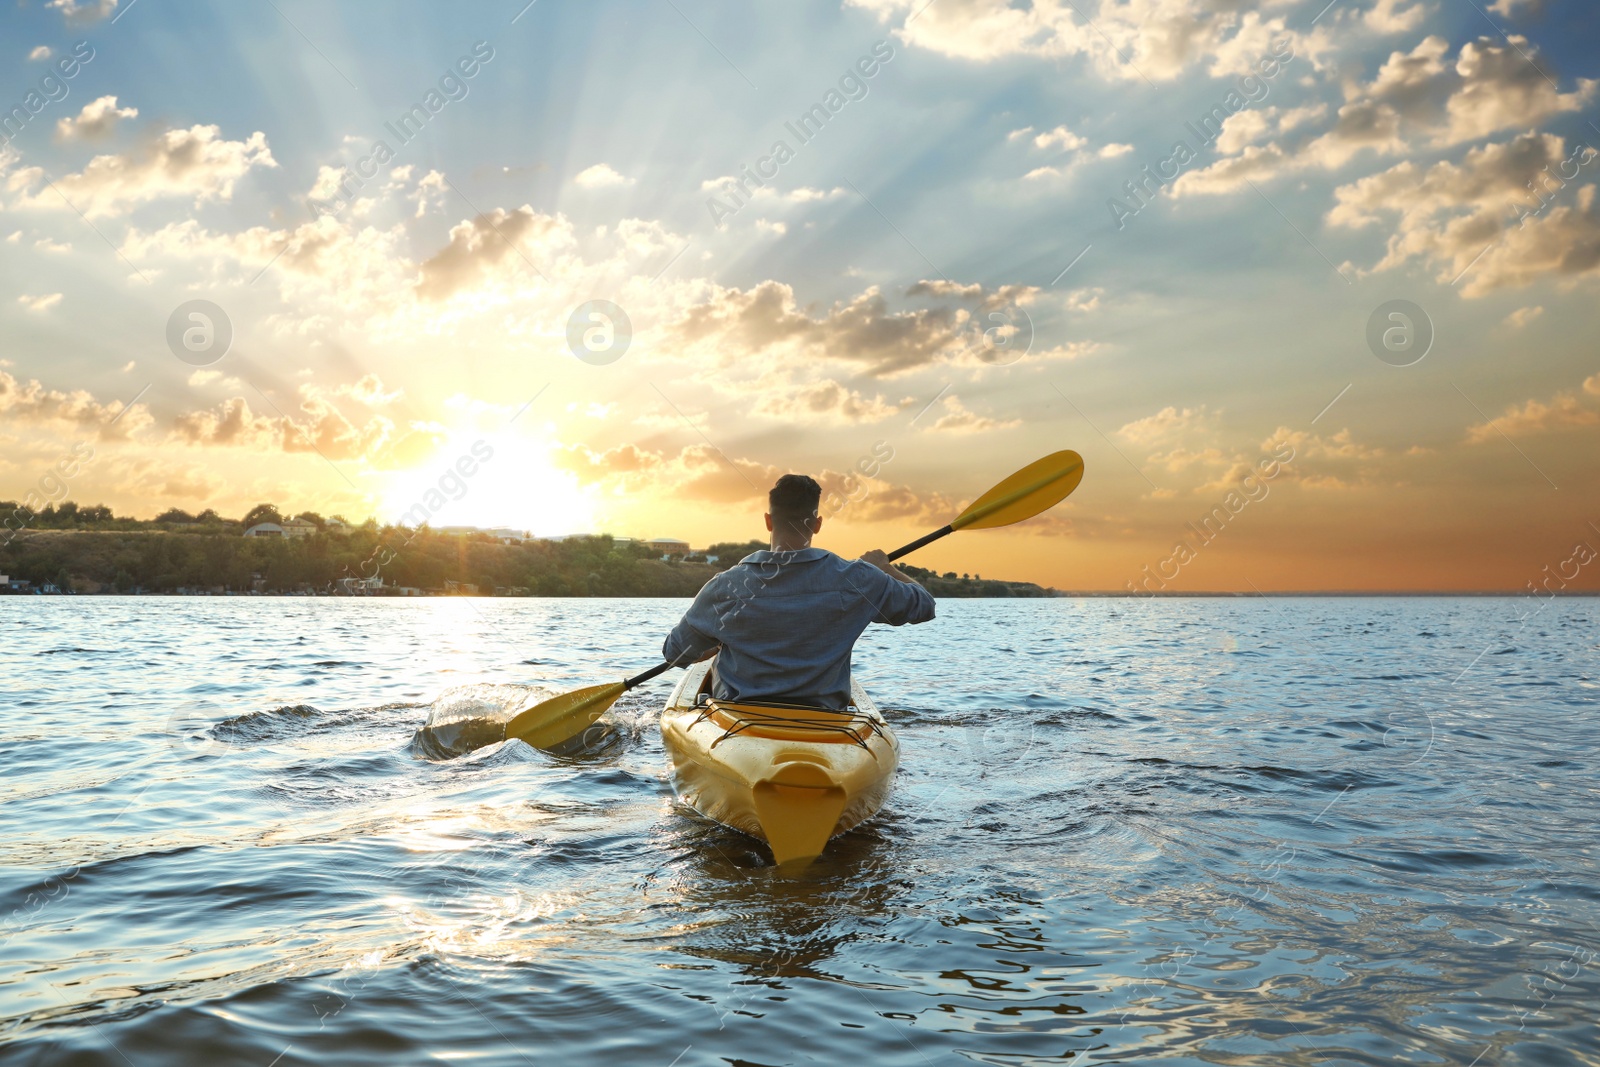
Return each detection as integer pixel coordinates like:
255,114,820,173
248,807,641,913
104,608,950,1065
408,682,553,760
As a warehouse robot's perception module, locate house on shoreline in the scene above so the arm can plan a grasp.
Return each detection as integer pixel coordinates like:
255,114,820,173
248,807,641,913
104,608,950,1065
244,518,317,539
645,537,691,558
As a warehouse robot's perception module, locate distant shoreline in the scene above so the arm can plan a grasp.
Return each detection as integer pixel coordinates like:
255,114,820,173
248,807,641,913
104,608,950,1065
4,526,1595,599
1,590,1593,599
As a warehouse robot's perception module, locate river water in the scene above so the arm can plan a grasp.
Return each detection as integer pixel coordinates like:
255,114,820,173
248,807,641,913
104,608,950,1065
1,597,1596,1066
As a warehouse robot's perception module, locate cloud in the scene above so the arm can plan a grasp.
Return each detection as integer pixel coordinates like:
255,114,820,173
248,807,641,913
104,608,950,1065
1328,132,1600,296
1487,0,1542,14
169,397,279,451
11,123,275,218
1065,287,1103,312
555,441,959,526
1362,0,1429,34
574,163,634,189
411,169,447,217
1255,426,1384,490
121,215,415,323
553,442,665,486
847,0,1325,83
130,462,225,501
117,202,683,345
1440,36,1595,146
416,206,572,301
1466,387,1599,442
1297,427,1383,460
334,373,402,407
46,0,118,25
927,394,1021,433
670,281,964,378
1174,35,1595,196
670,278,1062,378
171,391,395,461
698,177,846,211
55,96,138,141
1034,125,1087,152
1117,405,1214,445
904,278,1038,312
1502,305,1543,328
1013,123,1136,181
752,379,906,424
28,46,53,61
307,165,346,201
0,368,152,439
17,293,63,312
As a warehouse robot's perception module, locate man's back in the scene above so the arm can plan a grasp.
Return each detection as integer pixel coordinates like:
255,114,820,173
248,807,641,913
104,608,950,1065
663,547,935,709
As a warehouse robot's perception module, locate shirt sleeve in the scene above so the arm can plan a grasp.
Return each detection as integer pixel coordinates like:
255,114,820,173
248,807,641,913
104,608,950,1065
663,576,727,665
846,561,936,626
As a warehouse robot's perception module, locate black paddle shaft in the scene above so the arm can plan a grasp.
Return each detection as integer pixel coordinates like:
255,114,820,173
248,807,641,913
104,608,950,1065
624,659,678,689
886,524,953,563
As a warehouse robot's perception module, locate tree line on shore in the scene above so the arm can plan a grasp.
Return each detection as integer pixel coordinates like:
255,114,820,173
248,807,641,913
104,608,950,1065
0,502,1055,598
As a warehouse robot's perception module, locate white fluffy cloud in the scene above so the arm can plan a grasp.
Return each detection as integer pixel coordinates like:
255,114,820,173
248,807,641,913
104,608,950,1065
847,0,1326,83
553,441,959,526
171,389,398,462
1466,391,1598,442
46,0,118,25
1328,132,1600,296
928,394,1021,434
55,96,138,141
416,206,573,300
1013,123,1135,181
0,368,152,439
752,379,906,424
11,123,275,218
1118,404,1215,445
1174,35,1595,197
574,163,634,189
17,293,64,313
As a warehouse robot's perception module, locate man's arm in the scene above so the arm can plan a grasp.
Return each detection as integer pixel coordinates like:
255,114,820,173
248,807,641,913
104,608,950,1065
662,579,725,666
860,549,922,586
855,550,936,625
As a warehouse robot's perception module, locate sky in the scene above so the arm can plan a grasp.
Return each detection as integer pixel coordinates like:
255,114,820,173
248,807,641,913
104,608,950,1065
1,0,1597,592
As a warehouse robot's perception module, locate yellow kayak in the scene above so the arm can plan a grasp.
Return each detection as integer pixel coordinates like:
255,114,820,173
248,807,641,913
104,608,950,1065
660,658,899,865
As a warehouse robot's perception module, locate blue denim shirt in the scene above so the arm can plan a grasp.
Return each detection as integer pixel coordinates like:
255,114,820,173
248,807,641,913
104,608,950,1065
663,547,936,709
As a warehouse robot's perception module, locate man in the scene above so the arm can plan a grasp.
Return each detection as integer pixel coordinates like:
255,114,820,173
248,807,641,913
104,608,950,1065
662,473,935,709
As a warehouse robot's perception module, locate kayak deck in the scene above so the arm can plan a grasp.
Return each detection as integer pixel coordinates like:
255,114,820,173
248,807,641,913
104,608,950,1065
660,659,899,865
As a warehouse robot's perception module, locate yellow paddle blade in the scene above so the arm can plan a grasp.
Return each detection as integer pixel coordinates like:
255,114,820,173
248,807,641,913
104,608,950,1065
504,681,626,750
951,449,1084,531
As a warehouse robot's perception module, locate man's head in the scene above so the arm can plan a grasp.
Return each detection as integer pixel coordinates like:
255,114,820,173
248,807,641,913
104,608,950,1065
766,473,822,548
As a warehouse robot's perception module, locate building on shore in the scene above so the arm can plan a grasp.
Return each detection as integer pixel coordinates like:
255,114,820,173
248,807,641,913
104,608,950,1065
645,537,691,557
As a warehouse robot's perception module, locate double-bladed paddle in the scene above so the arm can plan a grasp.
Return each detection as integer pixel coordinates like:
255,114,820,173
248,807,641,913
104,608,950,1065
503,449,1084,749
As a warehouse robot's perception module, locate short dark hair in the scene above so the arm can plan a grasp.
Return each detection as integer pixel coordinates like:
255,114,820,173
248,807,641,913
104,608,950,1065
769,474,821,531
